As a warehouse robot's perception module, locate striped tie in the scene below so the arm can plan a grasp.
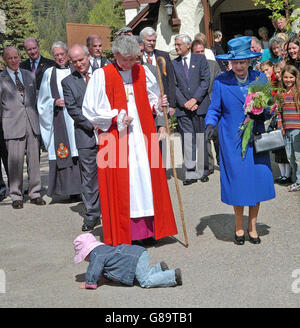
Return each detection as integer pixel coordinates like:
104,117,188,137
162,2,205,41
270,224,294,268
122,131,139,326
147,53,152,64
14,71,25,97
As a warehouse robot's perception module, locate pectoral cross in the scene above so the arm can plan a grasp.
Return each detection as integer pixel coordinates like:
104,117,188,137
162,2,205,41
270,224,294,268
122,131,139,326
125,86,133,102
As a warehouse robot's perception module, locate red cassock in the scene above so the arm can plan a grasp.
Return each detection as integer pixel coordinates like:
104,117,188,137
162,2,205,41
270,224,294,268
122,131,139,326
97,63,178,246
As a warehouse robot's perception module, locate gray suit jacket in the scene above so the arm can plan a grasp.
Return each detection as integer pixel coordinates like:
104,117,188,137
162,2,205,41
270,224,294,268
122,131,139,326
207,59,222,99
61,70,96,149
0,68,40,139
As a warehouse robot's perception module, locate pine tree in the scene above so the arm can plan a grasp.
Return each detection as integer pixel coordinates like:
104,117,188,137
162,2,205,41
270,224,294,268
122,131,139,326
0,0,38,59
88,0,125,29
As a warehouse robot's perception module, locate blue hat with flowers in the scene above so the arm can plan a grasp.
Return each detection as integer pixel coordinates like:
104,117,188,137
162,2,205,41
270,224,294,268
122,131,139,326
216,36,262,61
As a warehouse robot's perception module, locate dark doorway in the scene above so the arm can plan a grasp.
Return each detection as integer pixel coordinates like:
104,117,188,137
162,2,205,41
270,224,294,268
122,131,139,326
220,9,274,51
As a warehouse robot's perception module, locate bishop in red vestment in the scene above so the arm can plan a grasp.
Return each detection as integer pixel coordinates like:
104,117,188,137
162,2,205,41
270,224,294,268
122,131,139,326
82,36,178,246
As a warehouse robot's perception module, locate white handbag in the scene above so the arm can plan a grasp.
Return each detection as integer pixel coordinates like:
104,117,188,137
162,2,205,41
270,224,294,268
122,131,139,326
254,129,285,153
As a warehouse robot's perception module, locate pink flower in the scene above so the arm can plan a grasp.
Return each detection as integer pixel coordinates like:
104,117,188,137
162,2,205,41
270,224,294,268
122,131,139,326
244,93,254,112
250,106,264,115
270,102,278,114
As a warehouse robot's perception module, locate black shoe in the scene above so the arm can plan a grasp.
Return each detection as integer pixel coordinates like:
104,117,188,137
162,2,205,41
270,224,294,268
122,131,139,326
183,179,197,186
234,233,245,245
200,175,209,182
208,169,214,175
160,261,169,271
70,194,82,202
274,176,283,183
132,240,144,246
12,200,23,209
30,197,46,205
279,176,292,185
142,237,156,246
175,268,182,286
247,230,261,244
81,223,96,232
0,194,6,202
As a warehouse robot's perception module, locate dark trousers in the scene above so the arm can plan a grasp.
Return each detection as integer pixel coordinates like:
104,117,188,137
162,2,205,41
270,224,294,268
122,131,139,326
207,125,220,169
0,124,9,197
177,113,209,179
78,146,101,225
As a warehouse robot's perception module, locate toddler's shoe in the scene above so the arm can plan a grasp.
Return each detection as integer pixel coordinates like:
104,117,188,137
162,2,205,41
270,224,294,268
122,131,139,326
175,268,182,286
160,261,169,271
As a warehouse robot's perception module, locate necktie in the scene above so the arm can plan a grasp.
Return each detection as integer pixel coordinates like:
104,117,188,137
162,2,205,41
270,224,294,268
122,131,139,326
31,59,36,73
85,72,90,85
14,71,25,97
183,57,189,79
147,53,152,64
93,58,99,70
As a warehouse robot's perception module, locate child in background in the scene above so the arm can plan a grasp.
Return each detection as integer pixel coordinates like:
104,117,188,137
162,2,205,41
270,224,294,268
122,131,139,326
278,65,300,191
260,60,275,81
270,61,292,184
273,61,286,81
73,233,182,289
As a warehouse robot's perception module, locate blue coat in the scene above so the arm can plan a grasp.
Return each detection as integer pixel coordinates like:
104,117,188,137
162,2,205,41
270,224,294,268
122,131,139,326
205,69,275,206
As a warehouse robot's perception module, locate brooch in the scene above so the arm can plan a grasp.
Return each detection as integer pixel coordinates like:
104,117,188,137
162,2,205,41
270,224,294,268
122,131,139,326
57,143,69,158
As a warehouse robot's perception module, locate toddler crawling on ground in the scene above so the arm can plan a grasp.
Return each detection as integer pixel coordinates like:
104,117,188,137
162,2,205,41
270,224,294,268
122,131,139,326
73,233,182,289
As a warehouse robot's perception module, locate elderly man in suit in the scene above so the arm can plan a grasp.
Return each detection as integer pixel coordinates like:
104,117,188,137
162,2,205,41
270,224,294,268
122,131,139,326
192,39,221,171
20,37,55,92
172,34,211,185
61,44,101,231
0,47,46,208
0,68,9,202
140,27,176,116
87,34,110,72
20,37,55,153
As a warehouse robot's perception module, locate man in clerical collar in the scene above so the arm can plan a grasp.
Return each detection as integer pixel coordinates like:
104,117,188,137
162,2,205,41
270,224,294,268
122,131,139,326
86,34,110,72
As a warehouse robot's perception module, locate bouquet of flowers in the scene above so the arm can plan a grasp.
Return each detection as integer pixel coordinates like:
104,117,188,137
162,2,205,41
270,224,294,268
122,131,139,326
240,81,279,158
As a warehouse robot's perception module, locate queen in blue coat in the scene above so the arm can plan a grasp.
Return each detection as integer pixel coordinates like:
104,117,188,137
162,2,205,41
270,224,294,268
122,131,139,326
205,37,275,245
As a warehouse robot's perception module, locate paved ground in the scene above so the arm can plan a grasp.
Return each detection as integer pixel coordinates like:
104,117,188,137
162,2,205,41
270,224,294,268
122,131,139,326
0,151,300,308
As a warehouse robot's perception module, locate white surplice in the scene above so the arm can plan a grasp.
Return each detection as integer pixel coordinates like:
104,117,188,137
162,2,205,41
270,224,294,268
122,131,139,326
82,65,162,218
37,67,78,160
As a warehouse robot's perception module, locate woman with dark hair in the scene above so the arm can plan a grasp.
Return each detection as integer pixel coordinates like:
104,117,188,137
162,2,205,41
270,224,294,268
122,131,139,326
286,36,300,71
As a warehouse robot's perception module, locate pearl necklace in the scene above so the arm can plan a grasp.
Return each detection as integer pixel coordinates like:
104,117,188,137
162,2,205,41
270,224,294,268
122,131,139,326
235,73,248,84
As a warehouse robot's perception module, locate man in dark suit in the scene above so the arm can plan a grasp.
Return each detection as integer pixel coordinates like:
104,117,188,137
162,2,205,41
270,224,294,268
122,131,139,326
172,34,211,185
140,27,176,115
20,37,55,154
86,34,110,72
0,47,46,208
0,68,9,202
61,44,101,232
20,37,55,91
192,39,221,171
